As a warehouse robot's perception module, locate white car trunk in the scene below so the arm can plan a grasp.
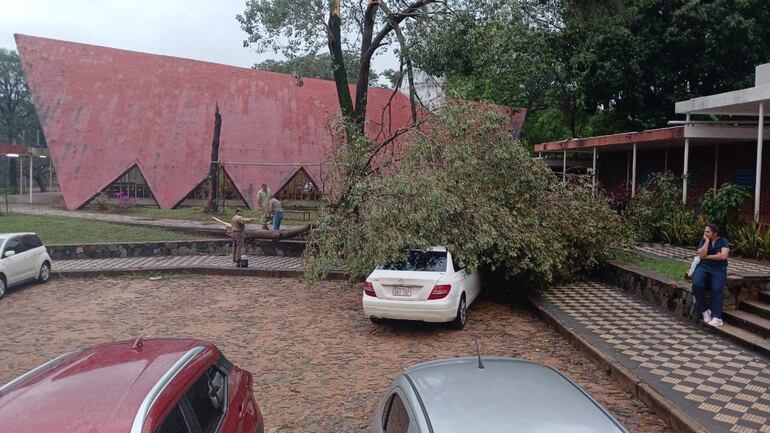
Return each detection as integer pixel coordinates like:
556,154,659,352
369,270,445,301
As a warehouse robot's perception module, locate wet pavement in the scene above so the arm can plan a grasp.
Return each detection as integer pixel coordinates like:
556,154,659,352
0,275,670,432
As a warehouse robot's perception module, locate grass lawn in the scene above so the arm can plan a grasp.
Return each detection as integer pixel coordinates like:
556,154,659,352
0,213,205,244
89,206,317,226
614,250,690,281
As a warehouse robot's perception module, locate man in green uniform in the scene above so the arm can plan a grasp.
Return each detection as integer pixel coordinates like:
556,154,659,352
230,208,253,266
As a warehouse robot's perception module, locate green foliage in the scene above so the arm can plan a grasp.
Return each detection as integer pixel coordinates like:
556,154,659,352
94,192,111,211
0,49,41,144
305,101,630,294
730,223,770,259
624,173,687,242
409,0,770,143
661,211,706,247
254,52,379,85
700,183,750,230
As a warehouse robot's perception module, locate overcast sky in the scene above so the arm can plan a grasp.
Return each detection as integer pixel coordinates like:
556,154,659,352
0,0,396,72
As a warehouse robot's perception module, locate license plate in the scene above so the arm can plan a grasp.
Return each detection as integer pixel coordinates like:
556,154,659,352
392,287,411,297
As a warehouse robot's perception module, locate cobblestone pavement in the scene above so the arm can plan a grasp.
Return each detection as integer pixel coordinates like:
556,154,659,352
631,244,770,277
54,254,304,272
541,281,770,433
0,276,669,433
8,204,298,234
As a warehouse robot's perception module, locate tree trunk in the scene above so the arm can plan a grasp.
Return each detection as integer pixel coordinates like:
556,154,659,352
205,104,222,213
328,1,355,129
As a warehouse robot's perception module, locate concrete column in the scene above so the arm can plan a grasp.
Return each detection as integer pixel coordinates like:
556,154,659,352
19,156,23,197
592,147,597,198
755,102,764,222
713,144,719,197
683,114,691,205
562,150,566,183
631,143,637,198
626,150,630,192
29,155,33,204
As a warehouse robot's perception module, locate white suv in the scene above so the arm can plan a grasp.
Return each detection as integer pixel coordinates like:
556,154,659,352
0,232,52,299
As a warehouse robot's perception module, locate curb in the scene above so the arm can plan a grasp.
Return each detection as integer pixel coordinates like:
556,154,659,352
54,267,349,280
531,299,708,433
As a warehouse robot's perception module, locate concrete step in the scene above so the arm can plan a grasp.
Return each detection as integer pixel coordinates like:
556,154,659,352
760,290,770,304
723,309,770,339
740,299,770,320
713,322,770,358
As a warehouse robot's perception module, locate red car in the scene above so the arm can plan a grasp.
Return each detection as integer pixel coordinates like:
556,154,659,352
0,338,264,433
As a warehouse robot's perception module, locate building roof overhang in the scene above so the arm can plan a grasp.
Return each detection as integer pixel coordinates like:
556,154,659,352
675,84,770,116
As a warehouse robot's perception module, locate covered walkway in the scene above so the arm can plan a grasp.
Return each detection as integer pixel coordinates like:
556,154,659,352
535,63,770,224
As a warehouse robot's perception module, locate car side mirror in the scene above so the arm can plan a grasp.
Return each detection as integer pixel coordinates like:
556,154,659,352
3,250,15,258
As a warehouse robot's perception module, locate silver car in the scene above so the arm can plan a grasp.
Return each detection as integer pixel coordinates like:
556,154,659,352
371,357,629,433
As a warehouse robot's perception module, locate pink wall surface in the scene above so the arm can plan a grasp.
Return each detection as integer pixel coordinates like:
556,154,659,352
15,34,412,209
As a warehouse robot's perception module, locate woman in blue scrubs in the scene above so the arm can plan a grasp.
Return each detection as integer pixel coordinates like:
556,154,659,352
692,224,730,327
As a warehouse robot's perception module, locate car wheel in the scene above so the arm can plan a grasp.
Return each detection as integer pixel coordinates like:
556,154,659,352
0,277,5,299
37,262,51,283
451,295,467,330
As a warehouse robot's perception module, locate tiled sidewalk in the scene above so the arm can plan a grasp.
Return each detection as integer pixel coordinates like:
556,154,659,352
540,281,770,433
631,244,770,277
54,255,304,272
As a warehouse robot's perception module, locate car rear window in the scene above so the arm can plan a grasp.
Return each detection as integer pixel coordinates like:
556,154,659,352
383,251,448,272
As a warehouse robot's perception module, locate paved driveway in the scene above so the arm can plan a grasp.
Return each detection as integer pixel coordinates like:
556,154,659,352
0,276,670,432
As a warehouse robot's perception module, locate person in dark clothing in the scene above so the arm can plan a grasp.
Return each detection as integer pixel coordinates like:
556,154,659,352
692,224,730,327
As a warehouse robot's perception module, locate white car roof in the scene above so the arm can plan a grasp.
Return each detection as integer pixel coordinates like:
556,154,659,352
0,233,36,238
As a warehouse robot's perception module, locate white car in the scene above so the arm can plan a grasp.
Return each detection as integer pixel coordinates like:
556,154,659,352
362,247,481,329
0,232,52,299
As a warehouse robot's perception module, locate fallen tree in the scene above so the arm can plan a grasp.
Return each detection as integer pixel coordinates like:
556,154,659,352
303,101,630,293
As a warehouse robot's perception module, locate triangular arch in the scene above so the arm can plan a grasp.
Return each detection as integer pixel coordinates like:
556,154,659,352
274,166,321,201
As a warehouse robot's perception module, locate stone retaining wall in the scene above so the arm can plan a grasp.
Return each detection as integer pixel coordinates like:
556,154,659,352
605,261,704,320
47,239,307,260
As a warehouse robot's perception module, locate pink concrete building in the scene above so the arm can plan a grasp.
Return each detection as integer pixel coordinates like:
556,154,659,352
14,34,413,210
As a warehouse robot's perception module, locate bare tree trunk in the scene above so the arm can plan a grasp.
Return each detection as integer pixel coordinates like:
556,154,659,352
328,0,355,127
205,104,222,213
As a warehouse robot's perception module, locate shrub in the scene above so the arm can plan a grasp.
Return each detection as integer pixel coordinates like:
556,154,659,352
701,183,750,234
94,192,111,211
730,222,770,259
661,211,705,246
114,191,137,212
624,173,684,242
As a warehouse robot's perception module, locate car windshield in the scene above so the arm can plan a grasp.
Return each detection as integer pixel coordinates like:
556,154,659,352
383,251,448,272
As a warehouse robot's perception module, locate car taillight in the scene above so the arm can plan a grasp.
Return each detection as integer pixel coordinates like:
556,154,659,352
428,284,451,300
363,281,377,297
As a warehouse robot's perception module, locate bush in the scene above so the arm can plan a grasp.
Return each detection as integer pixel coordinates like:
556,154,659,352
114,191,137,212
660,211,705,246
730,222,770,259
94,192,111,211
701,183,750,234
624,173,686,242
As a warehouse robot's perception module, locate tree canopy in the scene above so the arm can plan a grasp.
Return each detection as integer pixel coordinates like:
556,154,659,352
238,0,447,133
409,0,770,145
0,48,40,144
254,51,380,85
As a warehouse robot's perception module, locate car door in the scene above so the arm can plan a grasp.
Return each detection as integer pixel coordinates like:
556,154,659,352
20,235,43,278
1,237,28,285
